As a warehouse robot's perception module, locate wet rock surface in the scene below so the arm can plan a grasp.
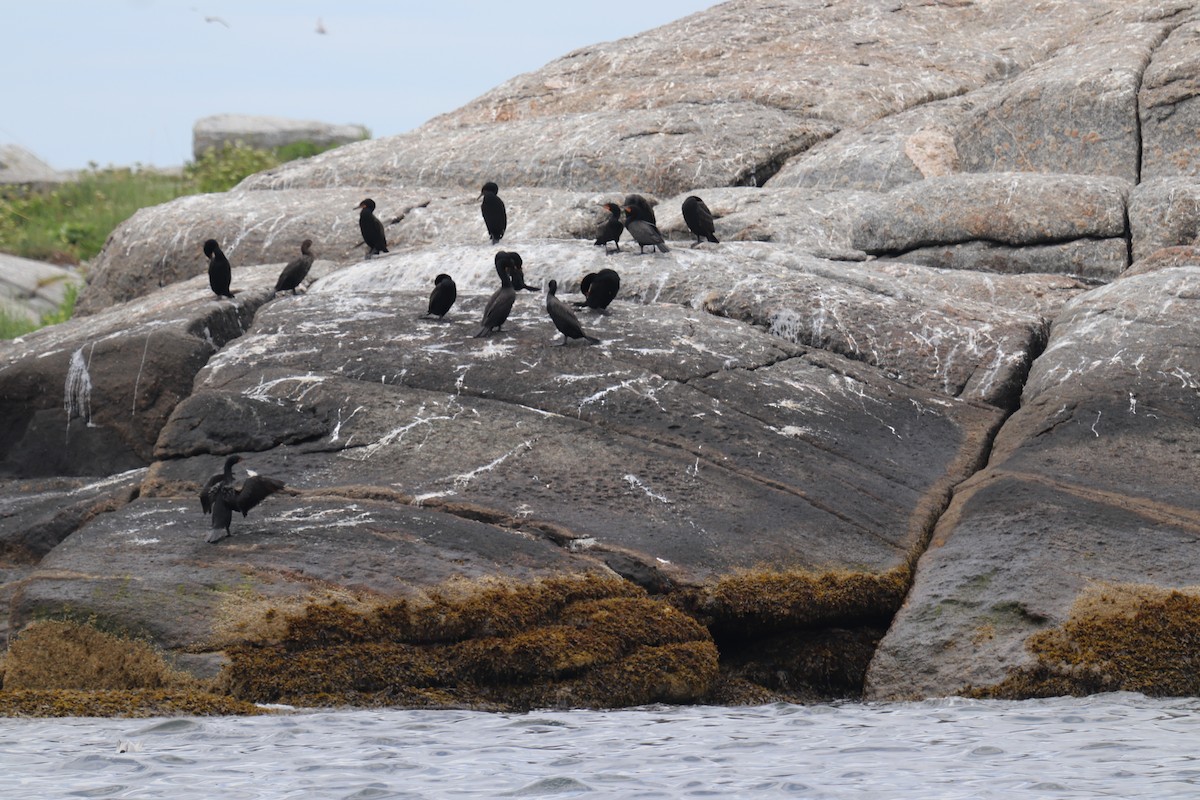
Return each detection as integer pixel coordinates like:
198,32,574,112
8,0,1200,705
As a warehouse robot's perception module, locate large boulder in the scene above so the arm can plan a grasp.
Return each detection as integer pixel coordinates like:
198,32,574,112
769,91,985,193
238,105,836,197
192,114,368,159
0,254,81,324
851,173,1132,279
953,22,1165,184
0,144,64,187
1128,178,1200,263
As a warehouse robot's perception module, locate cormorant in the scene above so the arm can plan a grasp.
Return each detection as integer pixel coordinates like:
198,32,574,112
274,239,314,294
356,198,389,257
681,196,720,246
574,268,620,310
474,252,517,337
623,204,670,254
624,194,657,226
480,181,507,245
203,239,234,299
200,455,285,543
200,454,241,515
546,280,599,345
594,202,624,254
423,273,457,319
503,251,539,292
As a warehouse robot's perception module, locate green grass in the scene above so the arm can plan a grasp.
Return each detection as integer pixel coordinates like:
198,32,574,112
0,140,345,267
0,168,191,265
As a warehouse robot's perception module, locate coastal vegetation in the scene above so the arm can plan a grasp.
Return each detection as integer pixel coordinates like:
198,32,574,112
0,140,339,340
0,141,338,267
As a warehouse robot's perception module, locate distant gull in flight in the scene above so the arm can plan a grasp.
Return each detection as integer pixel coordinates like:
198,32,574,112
204,15,230,27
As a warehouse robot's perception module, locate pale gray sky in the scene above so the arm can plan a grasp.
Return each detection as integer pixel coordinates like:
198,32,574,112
3,1,715,170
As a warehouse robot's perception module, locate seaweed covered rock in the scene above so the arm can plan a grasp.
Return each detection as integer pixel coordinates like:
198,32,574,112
223,576,719,710
973,584,1200,699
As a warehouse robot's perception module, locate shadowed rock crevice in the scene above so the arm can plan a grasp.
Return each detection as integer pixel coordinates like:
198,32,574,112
869,233,1126,255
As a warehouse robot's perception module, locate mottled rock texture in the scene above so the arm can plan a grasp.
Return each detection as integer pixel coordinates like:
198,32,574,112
9,0,1200,705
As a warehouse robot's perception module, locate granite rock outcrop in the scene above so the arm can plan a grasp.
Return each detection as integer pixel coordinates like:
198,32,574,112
6,0,1200,706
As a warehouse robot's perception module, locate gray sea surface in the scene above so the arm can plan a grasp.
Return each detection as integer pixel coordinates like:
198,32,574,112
1,693,1198,798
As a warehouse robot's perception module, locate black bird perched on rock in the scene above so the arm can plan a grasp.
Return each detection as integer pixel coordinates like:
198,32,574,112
356,198,389,257
199,455,286,543
624,194,657,226
203,239,234,299
423,273,457,319
200,454,241,514
503,251,539,292
594,202,624,254
574,268,620,311
480,181,507,245
681,195,720,246
623,203,670,254
546,280,600,345
474,252,517,337
274,239,315,294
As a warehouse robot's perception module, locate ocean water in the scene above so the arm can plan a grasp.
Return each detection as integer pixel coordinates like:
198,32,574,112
2,693,1199,799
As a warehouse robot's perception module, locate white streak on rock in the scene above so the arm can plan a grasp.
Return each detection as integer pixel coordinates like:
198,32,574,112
69,468,147,494
330,405,366,442
131,333,152,416
578,375,663,414
450,440,533,489
1161,367,1198,389
346,406,455,460
244,373,326,405
271,508,375,529
555,371,629,384
844,376,901,439
63,345,93,438
624,474,672,504
567,537,598,551
412,490,457,506
771,424,817,439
